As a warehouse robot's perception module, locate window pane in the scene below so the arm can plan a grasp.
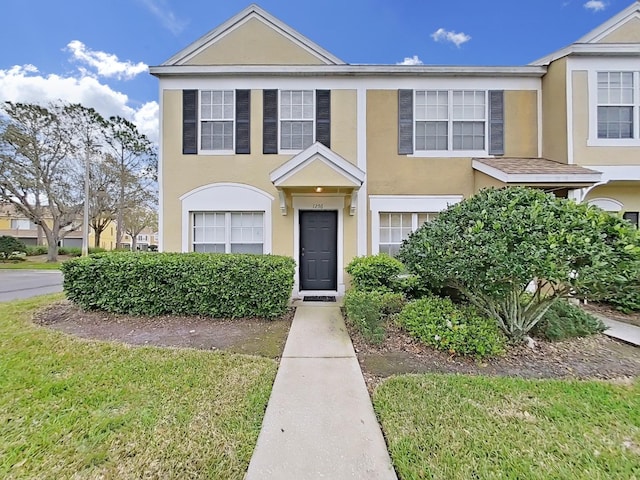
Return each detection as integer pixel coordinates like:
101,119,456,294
231,243,263,254
597,106,633,139
452,121,485,150
281,121,313,150
194,244,225,253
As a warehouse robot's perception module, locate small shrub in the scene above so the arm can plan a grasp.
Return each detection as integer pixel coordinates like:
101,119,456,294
88,247,107,254
398,296,505,358
346,254,404,292
0,236,27,260
26,245,48,256
344,289,406,344
62,252,295,318
533,300,606,341
58,246,82,257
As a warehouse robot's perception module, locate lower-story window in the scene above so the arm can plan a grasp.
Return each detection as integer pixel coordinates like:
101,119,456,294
379,212,439,256
193,211,264,253
623,211,639,227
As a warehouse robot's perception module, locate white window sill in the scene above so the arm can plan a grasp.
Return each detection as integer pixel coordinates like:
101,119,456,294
409,150,489,158
197,150,235,155
587,138,640,147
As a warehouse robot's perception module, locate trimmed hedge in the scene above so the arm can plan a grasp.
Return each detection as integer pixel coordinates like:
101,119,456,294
62,252,295,318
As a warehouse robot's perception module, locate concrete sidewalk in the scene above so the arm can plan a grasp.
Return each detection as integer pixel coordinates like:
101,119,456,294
245,303,397,480
597,316,640,347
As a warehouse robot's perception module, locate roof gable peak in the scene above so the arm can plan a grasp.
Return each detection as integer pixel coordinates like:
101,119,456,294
162,4,345,66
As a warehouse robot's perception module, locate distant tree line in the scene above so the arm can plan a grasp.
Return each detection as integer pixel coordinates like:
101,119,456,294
0,101,157,261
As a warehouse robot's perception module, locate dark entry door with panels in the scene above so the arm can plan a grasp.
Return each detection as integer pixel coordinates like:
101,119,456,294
299,211,337,291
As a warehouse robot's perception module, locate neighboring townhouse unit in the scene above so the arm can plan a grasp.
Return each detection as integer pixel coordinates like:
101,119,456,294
0,203,117,249
151,3,640,296
120,227,159,251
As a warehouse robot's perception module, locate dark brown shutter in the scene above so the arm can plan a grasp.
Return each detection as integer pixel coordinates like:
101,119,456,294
182,90,198,155
235,90,250,154
316,90,331,148
263,89,278,154
488,90,504,156
398,89,413,155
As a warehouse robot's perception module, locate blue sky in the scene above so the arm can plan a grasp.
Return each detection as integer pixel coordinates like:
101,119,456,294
0,0,628,142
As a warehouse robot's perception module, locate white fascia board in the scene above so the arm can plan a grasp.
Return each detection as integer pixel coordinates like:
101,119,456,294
472,160,602,183
162,5,344,66
531,43,640,66
589,165,640,181
149,64,546,77
577,4,640,43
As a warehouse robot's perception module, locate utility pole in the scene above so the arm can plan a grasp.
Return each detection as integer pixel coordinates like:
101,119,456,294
81,145,91,256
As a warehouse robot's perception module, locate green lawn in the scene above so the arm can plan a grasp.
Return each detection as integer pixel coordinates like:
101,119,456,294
374,374,639,480
0,261,61,270
0,295,277,479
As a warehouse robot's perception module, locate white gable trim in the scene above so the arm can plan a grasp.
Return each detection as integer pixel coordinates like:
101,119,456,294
578,4,640,43
269,142,365,187
163,4,344,66
531,2,640,66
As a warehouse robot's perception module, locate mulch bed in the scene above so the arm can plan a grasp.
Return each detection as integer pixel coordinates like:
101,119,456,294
33,300,294,359
347,321,640,393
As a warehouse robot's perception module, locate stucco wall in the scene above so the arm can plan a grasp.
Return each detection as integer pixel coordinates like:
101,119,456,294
185,18,325,65
504,90,538,157
597,17,640,43
542,57,568,163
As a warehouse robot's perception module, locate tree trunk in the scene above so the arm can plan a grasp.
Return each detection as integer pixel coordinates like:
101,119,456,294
94,231,101,248
116,176,125,247
131,236,138,251
43,228,58,262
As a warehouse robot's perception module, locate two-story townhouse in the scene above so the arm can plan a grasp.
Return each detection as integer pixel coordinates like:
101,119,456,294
151,3,638,297
531,1,640,227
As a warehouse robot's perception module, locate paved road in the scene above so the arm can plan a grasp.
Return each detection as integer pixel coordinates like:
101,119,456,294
0,270,63,302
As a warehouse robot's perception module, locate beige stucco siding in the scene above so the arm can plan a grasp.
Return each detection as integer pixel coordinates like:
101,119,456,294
584,184,640,213
542,58,568,163
162,89,291,253
504,90,538,157
366,90,474,197
572,71,640,166
331,90,358,163
597,17,640,43
185,18,325,65
474,171,506,192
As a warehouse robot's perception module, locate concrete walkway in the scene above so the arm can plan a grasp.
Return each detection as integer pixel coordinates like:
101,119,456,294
245,303,397,480
597,316,640,347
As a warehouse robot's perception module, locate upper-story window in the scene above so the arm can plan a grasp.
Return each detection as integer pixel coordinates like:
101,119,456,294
415,90,486,151
200,90,234,151
597,72,634,139
11,218,34,230
280,90,314,150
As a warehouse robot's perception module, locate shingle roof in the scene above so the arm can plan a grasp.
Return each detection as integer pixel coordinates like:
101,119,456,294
474,158,599,175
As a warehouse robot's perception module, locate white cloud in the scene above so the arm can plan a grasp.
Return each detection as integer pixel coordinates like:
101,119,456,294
431,28,471,47
66,40,148,80
397,55,424,65
0,64,158,144
584,1,607,11
138,0,188,35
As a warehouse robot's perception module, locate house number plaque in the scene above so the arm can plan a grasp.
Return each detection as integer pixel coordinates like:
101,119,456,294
312,204,324,209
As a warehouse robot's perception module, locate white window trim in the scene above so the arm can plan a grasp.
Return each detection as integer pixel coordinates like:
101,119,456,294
378,213,438,255
278,89,316,154
369,195,463,254
198,89,235,155
180,183,273,253
411,89,488,158
587,68,640,147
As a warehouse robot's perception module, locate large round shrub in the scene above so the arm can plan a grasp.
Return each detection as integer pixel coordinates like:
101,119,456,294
399,187,640,342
